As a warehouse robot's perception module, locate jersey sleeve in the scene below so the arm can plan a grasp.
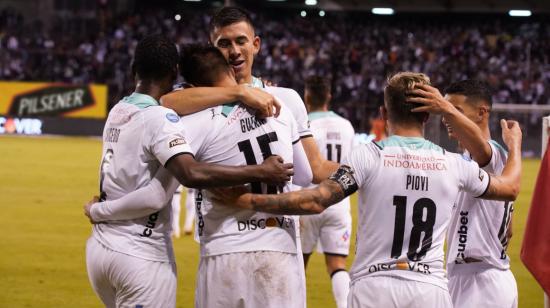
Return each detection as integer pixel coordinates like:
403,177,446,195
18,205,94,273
457,154,491,197
483,141,507,174
90,168,179,222
342,143,377,187
179,110,213,161
271,87,312,138
147,108,194,167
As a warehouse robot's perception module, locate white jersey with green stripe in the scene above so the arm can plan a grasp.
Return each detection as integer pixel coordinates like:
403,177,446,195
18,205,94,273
92,92,193,263
344,136,490,290
308,110,355,209
181,87,310,257
446,140,513,273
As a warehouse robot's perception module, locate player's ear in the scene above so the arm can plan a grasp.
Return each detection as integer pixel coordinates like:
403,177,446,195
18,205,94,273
253,36,261,56
380,106,388,121
479,105,489,121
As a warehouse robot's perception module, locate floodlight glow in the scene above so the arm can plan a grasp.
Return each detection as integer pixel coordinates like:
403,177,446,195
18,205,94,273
509,10,531,17
319,10,325,17
301,10,307,17
174,14,181,21
305,0,317,6
372,8,394,15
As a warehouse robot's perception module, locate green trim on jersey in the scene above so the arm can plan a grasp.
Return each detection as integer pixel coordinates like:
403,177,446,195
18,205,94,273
308,111,339,121
122,92,159,109
489,139,508,156
221,102,238,117
376,135,444,153
251,76,265,88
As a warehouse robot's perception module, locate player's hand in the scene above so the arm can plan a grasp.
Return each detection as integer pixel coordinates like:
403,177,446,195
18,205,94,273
260,155,294,185
208,186,252,210
501,119,522,150
406,84,454,115
84,196,100,224
238,85,281,118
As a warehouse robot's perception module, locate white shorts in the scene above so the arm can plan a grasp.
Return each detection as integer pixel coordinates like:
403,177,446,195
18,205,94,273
348,276,452,308
301,200,351,255
86,237,177,308
195,251,305,308
448,263,518,308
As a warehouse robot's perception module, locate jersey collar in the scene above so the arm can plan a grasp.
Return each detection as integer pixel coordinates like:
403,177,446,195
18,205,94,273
251,76,265,88
123,92,159,109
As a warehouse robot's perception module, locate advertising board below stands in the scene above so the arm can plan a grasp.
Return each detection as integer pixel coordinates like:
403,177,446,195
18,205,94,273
0,81,107,136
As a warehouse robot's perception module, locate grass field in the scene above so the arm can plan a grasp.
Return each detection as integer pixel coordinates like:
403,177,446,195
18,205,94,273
0,135,543,307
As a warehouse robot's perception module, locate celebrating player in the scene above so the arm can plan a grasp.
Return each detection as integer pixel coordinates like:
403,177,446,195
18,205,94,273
161,7,339,183
211,72,522,308
86,44,313,307
406,79,518,307
300,76,355,308
84,36,293,308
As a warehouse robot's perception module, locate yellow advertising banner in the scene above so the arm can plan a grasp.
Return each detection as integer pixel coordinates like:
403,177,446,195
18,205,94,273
0,81,107,119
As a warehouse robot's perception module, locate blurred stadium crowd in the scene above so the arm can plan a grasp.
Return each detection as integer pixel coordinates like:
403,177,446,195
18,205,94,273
1,7,549,131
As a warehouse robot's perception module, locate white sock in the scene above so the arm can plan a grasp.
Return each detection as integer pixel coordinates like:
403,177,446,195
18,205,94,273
331,270,350,308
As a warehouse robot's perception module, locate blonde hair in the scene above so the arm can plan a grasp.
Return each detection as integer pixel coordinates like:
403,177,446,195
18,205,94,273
384,72,431,125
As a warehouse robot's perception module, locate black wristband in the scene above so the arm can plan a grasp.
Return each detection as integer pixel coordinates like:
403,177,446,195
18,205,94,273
328,165,359,197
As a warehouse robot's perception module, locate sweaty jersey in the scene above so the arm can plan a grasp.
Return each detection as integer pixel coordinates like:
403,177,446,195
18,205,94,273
92,92,192,262
183,88,309,257
447,140,513,272
309,110,355,211
345,136,490,289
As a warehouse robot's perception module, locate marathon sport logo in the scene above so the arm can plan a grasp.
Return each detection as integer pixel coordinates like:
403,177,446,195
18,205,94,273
8,85,95,117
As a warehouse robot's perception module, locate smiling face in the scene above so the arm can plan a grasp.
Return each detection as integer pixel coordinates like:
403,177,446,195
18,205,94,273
442,94,480,139
210,21,260,84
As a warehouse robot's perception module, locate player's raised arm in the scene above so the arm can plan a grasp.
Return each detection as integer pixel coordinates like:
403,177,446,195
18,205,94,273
408,84,492,166
166,154,293,189
210,165,357,215
160,85,280,118
479,120,522,201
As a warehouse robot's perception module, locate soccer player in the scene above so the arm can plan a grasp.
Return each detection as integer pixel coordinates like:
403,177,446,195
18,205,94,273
211,72,523,308
406,80,518,307
87,44,313,308
161,7,339,183
300,76,355,308
85,36,293,308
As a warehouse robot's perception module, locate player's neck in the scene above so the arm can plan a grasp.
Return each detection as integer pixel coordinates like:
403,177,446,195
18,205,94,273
479,123,491,140
237,74,253,85
388,122,424,138
135,81,167,102
309,106,329,113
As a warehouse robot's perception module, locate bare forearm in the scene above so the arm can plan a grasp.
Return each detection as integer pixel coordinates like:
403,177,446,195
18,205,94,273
248,181,345,215
302,137,339,183
445,108,491,165
161,86,243,115
178,163,267,188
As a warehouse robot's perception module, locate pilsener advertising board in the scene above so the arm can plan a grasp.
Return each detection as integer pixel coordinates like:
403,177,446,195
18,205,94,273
0,81,107,119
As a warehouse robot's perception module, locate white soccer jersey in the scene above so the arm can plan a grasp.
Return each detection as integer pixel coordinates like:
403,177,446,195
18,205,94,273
92,92,193,263
447,140,513,272
181,90,309,257
345,136,490,289
252,76,312,139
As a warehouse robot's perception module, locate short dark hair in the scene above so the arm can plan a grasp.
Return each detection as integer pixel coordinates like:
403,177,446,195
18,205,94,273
131,35,178,81
384,72,430,125
305,76,331,109
179,44,233,87
445,79,493,109
209,7,254,35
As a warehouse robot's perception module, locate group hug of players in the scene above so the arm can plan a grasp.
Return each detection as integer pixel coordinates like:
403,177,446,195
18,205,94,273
83,6,522,308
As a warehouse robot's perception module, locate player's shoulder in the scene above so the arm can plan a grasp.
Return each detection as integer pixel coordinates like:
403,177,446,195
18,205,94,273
352,141,382,158
264,86,305,108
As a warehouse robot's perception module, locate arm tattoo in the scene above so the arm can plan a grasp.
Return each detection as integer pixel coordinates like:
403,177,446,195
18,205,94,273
249,180,346,215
